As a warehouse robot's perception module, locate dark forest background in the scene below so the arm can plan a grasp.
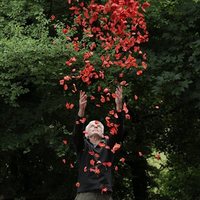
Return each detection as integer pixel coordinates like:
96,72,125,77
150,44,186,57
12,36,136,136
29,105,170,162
0,0,200,199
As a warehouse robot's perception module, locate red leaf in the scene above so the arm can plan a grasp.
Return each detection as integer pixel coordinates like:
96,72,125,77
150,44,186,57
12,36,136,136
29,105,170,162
62,28,68,34
142,2,150,12
106,162,112,167
90,95,95,100
88,151,95,156
84,166,87,172
80,117,86,123
50,15,56,21
70,163,74,168
134,95,138,100
90,159,95,166
119,157,125,163
101,187,108,194
75,182,80,188
63,84,68,91
100,95,106,103
125,114,131,120
66,102,74,110
136,70,143,76
103,88,109,93
138,151,143,157
98,142,106,148
111,143,121,153
63,140,68,145
64,76,72,81
109,110,115,115
59,79,64,85
123,103,129,113
155,153,161,160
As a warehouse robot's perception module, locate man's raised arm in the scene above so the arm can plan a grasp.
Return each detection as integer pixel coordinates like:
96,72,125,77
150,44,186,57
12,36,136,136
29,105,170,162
108,86,125,147
73,91,87,152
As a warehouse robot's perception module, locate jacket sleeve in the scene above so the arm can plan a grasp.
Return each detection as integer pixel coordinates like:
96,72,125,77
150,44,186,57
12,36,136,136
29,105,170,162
72,117,86,152
107,111,125,149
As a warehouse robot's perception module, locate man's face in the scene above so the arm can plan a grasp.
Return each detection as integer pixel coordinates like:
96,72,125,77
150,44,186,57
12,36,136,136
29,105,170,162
85,120,104,138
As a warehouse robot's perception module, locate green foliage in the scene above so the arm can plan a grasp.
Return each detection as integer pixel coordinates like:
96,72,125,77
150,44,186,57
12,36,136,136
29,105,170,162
141,0,200,199
0,0,78,199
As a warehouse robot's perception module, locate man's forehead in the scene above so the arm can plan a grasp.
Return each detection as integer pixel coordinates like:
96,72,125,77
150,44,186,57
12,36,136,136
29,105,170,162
90,120,100,125
89,120,102,126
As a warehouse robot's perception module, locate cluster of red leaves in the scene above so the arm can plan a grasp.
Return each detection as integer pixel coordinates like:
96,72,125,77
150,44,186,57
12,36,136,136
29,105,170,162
59,0,150,189
60,0,149,93
60,0,149,114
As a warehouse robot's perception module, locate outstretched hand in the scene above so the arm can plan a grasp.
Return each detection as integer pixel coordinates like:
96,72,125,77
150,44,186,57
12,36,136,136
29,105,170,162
78,90,87,117
115,86,123,112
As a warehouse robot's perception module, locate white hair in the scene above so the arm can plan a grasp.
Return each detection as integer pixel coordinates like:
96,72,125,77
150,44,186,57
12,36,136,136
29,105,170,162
85,120,104,138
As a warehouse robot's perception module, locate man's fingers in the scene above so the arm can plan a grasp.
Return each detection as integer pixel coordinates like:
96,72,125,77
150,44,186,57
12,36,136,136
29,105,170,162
81,100,87,104
80,91,87,99
80,91,87,105
115,86,122,94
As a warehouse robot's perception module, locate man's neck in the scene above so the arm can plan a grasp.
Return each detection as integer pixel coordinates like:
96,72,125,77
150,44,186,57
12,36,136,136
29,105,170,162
89,135,101,146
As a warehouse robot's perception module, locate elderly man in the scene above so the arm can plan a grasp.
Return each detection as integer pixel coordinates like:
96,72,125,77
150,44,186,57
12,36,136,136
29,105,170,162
73,86,124,200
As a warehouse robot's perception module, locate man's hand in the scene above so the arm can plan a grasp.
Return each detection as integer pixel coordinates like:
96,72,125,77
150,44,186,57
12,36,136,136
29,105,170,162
78,90,87,117
115,86,123,112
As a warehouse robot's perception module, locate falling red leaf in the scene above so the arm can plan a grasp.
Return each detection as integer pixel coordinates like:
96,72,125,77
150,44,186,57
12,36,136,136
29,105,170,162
94,167,101,174
103,88,109,93
64,84,68,91
50,15,56,21
104,135,109,140
94,153,100,158
120,80,128,86
138,151,143,157
90,95,95,100
136,70,143,75
59,79,64,85
110,126,118,135
79,117,86,123
119,157,125,163
62,28,68,34
125,114,131,120
70,163,74,168
123,103,129,113
88,151,95,156
142,2,151,12
75,182,80,188
103,162,112,167
109,110,115,115
114,113,118,118
100,95,106,103
111,143,121,153
155,153,161,160
63,140,68,145
90,159,95,166
84,166,87,172
98,142,106,148
101,187,108,194
134,95,138,100
65,102,74,110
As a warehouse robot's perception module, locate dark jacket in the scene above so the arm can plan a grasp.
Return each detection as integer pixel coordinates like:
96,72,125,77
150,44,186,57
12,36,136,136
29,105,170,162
73,111,124,193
